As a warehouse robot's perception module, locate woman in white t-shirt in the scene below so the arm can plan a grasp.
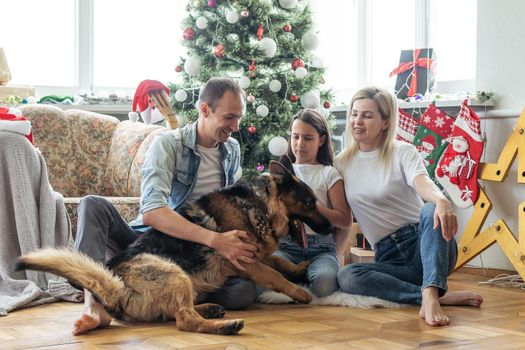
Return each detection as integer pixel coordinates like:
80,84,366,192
335,87,483,326
274,109,352,297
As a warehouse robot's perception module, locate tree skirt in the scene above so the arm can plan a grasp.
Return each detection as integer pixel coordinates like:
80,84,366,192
257,289,402,308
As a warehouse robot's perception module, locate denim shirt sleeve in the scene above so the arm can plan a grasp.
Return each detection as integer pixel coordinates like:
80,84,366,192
139,133,177,215
228,137,241,184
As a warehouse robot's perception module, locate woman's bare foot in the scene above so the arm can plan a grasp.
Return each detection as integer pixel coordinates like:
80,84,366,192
439,291,483,307
419,287,450,327
72,292,112,335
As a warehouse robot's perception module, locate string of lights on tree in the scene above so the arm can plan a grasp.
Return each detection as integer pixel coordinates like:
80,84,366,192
169,0,334,179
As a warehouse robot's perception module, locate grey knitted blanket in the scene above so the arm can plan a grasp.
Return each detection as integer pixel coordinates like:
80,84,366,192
0,131,82,316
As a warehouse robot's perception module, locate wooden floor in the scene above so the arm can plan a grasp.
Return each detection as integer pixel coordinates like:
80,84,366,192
1,271,524,350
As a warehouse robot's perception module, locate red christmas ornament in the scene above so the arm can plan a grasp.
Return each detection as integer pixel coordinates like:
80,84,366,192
323,101,331,109
175,65,182,72
283,24,292,32
247,125,257,135
257,22,264,41
183,28,196,41
248,60,257,72
289,95,298,103
214,44,225,58
207,0,217,7
292,58,305,70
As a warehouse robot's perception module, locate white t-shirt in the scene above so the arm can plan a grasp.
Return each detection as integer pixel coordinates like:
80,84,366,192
292,163,342,235
335,141,428,247
187,144,222,202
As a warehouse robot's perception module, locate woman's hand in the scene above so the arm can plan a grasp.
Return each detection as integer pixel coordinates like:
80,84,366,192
433,199,458,241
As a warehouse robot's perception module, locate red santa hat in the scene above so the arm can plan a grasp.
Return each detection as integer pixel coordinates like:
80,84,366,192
129,80,170,124
421,134,436,150
0,106,33,144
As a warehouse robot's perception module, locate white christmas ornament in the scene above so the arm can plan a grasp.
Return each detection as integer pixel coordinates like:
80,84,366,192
258,37,277,58
268,136,288,156
184,57,201,76
226,33,239,42
174,89,188,102
238,76,251,89
256,104,269,117
278,0,298,9
225,9,239,24
301,30,319,50
311,56,324,68
301,90,320,109
195,16,208,29
269,80,282,92
294,67,307,79
128,111,139,122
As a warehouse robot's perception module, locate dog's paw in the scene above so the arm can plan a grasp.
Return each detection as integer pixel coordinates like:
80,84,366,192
291,261,310,276
217,319,244,335
293,287,313,304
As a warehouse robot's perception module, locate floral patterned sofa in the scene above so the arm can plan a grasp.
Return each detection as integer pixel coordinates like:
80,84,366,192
18,104,167,235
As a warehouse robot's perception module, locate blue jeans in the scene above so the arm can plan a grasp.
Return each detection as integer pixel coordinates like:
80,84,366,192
274,234,339,297
337,202,457,305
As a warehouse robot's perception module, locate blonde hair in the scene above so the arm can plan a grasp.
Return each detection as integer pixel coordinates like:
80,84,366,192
335,86,398,167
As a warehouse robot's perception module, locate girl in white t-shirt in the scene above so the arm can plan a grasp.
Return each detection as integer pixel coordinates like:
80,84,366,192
274,109,352,297
335,86,483,327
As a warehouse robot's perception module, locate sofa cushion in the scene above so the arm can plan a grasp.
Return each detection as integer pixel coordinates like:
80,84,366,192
18,105,77,196
127,128,168,196
104,121,166,196
65,109,119,196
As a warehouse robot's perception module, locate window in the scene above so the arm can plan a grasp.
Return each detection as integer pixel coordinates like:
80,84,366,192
0,0,76,86
370,0,416,87
93,0,185,89
0,0,476,101
429,0,477,82
310,0,477,103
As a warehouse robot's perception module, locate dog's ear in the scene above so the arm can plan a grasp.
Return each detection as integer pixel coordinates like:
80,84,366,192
277,154,295,175
269,160,294,182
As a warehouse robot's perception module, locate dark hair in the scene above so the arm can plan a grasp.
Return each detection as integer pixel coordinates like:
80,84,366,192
286,108,334,165
199,77,245,112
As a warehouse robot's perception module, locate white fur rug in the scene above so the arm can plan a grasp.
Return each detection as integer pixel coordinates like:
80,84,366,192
257,289,402,308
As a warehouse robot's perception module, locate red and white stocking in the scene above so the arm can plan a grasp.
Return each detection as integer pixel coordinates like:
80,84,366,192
436,101,483,208
396,108,420,144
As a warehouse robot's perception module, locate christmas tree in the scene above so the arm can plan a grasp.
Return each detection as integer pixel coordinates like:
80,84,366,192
169,0,333,179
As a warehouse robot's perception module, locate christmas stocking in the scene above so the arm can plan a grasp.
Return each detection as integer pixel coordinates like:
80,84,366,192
413,104,455,186
396,108,420,144
436,101,483,208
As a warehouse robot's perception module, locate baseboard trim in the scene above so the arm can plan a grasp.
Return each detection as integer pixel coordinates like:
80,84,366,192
457,266,517,278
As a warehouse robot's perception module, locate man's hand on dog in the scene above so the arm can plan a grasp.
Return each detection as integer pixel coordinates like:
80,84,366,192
211,230,257,271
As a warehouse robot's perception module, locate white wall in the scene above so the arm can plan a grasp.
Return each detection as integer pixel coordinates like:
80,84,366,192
455,0,525,270
477,0,525,110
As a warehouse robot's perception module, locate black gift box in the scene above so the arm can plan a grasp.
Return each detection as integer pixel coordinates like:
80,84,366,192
391,48,436,100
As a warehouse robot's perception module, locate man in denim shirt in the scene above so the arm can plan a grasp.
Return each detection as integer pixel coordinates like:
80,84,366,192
72,78,258,335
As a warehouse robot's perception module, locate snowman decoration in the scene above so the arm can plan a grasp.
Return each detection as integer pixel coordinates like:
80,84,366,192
418,134,436,167
438,136,474,184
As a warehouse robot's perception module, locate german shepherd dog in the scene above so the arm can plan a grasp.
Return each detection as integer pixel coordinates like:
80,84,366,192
15,159,333,336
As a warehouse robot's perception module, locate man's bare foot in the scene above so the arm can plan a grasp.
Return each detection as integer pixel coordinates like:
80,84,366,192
419,287,450,327
439,291,483,307
72,301,112,335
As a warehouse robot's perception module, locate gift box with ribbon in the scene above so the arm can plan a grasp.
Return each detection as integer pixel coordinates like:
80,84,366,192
389,48,436,100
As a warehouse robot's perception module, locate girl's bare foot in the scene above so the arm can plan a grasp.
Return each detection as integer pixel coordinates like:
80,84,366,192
439,291,483,307
419,287,450,327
